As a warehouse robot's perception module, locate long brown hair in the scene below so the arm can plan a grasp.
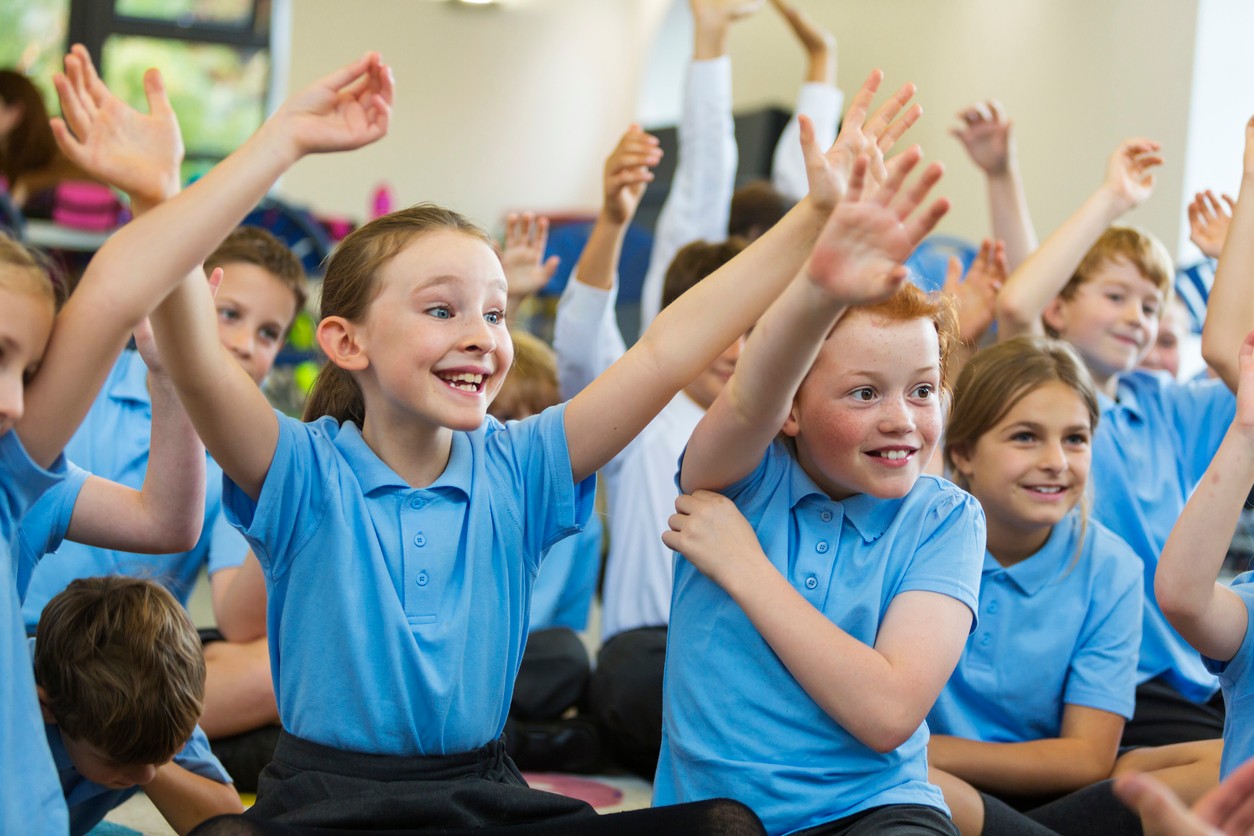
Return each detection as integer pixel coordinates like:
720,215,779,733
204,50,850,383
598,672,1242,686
302,203,494,425
0,70,56,188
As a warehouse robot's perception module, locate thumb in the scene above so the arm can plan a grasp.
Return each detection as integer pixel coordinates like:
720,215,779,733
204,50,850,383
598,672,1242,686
143,67,173,116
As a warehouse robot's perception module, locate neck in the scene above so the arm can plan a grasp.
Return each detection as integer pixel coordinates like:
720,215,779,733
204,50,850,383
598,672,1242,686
1088,366,1120,399
984,517,1052,568
360,410,455,488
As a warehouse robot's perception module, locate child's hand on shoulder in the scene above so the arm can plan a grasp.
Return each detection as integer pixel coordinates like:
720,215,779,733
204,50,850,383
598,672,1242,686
950,100,1012,177
270,52,393,159
1188,190,1235,259
804,70,921,212
662,490,767,591
807,149,949,307
1101,138,1163,213
602,124,662,224
50,44,183,209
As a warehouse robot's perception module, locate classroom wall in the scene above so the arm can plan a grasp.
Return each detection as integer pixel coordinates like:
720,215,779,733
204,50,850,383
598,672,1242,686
277,0,1252,262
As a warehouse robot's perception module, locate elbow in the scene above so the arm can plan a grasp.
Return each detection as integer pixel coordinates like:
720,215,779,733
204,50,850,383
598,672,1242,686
994,294,1034,332
854,708,922,755
1155,573,1202,630
1200,331,1233,381
164,518,205,554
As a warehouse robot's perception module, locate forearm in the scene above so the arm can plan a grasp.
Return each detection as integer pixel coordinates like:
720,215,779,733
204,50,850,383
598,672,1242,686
929,734,1116,797
575,213,628,292
986,168,1038,270
1202,172,1254,390
212,555,268,643
1156,425,1254,655
996,187,1126,339
144,765,242,835
681,274,845,492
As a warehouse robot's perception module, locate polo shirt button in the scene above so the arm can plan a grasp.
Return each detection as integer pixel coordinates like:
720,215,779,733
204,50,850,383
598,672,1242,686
414,533,426,547
987,601,999,614
980,634,991,646
815,541,828,553
819,510,833,522
417,572,429,586
805,576,818,590
410,496,425,509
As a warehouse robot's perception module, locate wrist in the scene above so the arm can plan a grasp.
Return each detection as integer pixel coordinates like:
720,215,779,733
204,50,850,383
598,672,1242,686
255,115,304,170
1093,185,1134,221
693,23,730,60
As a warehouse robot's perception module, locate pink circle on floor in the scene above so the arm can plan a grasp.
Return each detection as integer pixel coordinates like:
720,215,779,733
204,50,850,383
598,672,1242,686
523,773,624,809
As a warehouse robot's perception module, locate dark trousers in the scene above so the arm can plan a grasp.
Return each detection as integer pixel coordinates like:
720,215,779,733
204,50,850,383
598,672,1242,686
588,625,667,779
792,804,958,835
1120,676,1225,747
510,627,591,721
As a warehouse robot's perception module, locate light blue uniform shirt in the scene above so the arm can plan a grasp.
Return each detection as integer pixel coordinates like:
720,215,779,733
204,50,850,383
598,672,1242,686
655,442,985,836
1091,370,1236,701
530,507,602,632
21,351,248,631
0,431,70,834
929,512,1143,743
223,405,594,756
1203,573,1254,779
12,461,89,598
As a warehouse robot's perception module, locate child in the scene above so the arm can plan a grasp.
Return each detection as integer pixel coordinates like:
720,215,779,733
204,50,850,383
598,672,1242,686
558,76,921,780
995,135,1252,745
656,152,978,835
489,328,605,773
34,576,240,834
141,64,924,835
930,335,1144,834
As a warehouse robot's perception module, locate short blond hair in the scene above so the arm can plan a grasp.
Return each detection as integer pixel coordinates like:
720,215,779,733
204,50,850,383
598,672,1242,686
1061,225,1174,301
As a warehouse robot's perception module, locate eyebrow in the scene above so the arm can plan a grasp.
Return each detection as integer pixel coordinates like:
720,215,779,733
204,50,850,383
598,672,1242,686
411,274,509,296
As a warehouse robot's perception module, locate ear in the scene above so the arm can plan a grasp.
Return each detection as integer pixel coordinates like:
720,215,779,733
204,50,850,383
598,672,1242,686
948,443,975,480
36,686,57,725
1042,295,1069,336
781,399,802,438
316,315,369,372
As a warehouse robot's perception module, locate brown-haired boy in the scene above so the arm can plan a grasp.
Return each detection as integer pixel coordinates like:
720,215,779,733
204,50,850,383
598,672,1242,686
34,577,241,834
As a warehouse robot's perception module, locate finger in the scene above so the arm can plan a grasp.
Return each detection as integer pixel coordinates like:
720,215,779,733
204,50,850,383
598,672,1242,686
206,267,224,299
76,44,110,110
988,99,1006,124
1222,193,1237,213
843,69,884,129
845,154,868,203
64,48,97,118
317,52,378,94
542,255,560,281
48,117,86,164
1196,195,1216,225
534,216,550,249
797,113,816,159
51,73,92,142
904,195,951,245
879,103,922,154
990,240,1009,280
142,67,174,118
892,157,944,218
876,145,923,206
970,101,991,123
864,81,916,141
942,255,962,293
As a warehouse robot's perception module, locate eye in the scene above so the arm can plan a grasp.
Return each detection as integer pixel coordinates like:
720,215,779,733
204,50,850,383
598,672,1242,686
1105,293,1125,304
1065,432,1090,446
217,306,239,322
1010,430,1036,443
850,387,875,402
1143,302,1160,317
427,306,452,320
23,364,39,385
259,326,282,344
912,384,935,399
485,310,505,326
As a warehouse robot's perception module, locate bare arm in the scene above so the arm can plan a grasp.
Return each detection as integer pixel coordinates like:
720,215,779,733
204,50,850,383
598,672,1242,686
929,706,1124,797
1202,118,1254,391
663,490,971,752
210,551,267,643
143,762,243,835
1155,330,1254,662
996,139,1162,340
951,101,1037,270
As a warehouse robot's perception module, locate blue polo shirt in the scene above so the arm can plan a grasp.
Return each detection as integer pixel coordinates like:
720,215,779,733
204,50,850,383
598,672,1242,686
0,431,70,834
655,442,984,835
929,512,1142,743
1091,370,1235,701
223,404,594,756
20,351,248,631
530,507,602,632
1204,573,1254,779
12,461,89,598
44,712,231,835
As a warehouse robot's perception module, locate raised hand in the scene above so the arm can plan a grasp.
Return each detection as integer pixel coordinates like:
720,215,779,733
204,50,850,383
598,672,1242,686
690,0,766,28
770,0,836,83
1116,758,1254,836
805,70,922,211
1102,138,1163,214
807,149,949,307
942,238,1007,345
49,44,183,209
500,213,560,303
1188,190,1236,259
603,124,662,224
662,490,767,589
950,100,1013,176
271,51,393,157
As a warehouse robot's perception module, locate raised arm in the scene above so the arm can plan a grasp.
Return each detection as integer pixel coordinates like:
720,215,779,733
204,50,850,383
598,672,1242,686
500,212,561,311
144,56,392,499
1155,330,1254,661
565,71,922,483
951,101,1038,270
63,320,204,552
554,125,661,397
680,149,948,493
1188,190,1235,260
768,0,842,201
1202,118,1254,391
996,138,1161,340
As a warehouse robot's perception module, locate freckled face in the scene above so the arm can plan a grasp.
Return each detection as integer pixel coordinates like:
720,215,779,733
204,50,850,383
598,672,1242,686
783,312,942,500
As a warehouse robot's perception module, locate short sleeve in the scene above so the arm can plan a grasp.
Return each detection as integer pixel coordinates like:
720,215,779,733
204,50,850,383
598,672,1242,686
13,462,90,599
1062,530,1144,718
896,488,985,627
1162,375,1236,485
172,725,233,785
1204,577,1254,686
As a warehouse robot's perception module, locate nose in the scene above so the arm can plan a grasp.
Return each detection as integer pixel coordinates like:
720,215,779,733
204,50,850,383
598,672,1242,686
1123,298,1149,329
878,394,915,434
1038,440,1068,474
120,763,158,787
0,373,24,429
461,316,498,354
224,325,254,360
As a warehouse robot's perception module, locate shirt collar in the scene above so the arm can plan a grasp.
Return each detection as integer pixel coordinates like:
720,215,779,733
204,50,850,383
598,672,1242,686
1099,373,1146,421
333,419,472,498
787,454,904,543
982,510,1080,596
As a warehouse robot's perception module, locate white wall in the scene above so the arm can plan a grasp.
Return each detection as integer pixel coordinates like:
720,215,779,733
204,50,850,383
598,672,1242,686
276,0,1251,262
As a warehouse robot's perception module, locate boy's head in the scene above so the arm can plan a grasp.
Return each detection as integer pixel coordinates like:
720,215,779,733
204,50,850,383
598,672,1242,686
489,329,556,422
35,577,205,788
728,181,792,242
663,238,749,410
1043,226,1173,384
0,233,60,435
205,226,308,385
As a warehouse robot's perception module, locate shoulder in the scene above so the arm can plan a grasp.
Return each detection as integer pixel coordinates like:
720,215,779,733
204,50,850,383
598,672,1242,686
910,475,984,523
